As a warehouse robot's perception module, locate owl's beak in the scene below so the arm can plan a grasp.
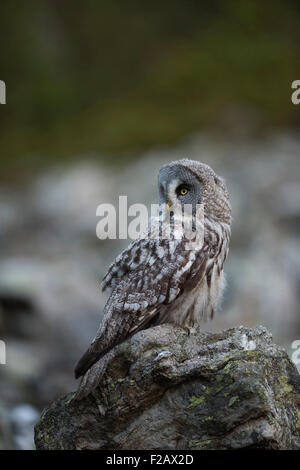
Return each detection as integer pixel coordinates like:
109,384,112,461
166,201,172,211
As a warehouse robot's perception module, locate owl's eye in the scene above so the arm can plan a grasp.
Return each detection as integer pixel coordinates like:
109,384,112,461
177,185,189,196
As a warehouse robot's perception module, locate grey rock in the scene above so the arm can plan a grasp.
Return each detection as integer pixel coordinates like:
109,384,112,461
34,325,300,450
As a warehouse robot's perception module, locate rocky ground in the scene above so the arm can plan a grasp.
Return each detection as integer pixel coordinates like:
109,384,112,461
0,132,300,448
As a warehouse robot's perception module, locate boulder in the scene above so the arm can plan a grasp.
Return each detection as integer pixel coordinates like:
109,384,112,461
35,325,300,450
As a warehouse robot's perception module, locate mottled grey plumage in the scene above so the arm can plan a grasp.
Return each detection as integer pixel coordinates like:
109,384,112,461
74,159,232,399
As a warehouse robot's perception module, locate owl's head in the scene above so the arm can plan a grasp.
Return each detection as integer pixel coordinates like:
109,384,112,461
158,159,231,223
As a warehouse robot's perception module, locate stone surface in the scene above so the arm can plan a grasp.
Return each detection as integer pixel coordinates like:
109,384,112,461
34,324,300,450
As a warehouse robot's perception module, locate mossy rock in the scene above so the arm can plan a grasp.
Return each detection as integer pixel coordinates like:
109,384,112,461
35,325,300,450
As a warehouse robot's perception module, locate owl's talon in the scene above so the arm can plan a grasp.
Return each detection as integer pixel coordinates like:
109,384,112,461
184,325,191,336
183,325,197,336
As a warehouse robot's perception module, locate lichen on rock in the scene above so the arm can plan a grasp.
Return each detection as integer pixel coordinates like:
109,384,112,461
34,324,300,450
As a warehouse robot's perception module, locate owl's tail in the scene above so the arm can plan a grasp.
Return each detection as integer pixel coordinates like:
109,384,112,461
74,347,103,379
74,348,115,400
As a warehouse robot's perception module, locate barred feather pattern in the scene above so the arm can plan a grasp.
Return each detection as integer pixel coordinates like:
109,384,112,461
74,159,232,399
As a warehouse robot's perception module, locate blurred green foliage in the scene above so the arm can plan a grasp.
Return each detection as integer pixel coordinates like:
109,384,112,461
0,1,300,172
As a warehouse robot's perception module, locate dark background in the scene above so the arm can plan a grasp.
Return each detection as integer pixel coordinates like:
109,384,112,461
0,1,299,449
1,1,300,174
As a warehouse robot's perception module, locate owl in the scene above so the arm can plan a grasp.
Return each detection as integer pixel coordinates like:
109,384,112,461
74,159,232,399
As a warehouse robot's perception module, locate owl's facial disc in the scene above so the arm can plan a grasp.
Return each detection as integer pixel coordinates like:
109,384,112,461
158,164,203,213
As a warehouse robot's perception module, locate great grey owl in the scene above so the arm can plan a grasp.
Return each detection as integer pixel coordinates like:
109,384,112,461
74,159,232,399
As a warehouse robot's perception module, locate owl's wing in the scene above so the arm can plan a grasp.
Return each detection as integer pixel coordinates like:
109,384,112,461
74,233,210,381
101,236,154,291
